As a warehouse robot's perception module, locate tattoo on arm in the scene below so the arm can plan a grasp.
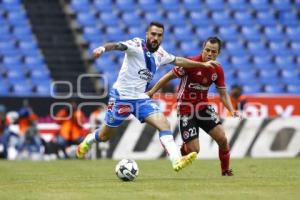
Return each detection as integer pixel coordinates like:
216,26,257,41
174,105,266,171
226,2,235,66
104,43,127,51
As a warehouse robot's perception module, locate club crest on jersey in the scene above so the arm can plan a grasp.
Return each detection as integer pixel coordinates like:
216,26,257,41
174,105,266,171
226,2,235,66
138,69,153,82
175,66,185,76
183,131,189,139
211,73,218,81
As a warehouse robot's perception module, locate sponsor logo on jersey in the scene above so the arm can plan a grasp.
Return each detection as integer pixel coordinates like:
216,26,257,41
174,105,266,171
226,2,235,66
188,83,209,91
138,69,153,82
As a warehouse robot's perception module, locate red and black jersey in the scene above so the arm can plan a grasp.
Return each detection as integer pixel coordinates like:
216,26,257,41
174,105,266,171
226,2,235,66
173,55,226,115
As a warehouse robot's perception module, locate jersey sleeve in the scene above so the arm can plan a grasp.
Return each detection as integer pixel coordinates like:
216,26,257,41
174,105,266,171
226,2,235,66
157,47,176,66
119,38,141,54
215,65,226,89
172,66,186,78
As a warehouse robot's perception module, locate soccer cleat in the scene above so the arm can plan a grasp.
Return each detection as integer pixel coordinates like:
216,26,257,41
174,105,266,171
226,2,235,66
222,169,234,176
76,140,90,159
173,152,197,172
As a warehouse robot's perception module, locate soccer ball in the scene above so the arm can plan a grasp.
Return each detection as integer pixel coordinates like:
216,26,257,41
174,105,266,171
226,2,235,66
115,159,139,181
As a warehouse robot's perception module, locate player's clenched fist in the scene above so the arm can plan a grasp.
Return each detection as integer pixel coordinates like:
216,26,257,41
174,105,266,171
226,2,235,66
93,46,105,58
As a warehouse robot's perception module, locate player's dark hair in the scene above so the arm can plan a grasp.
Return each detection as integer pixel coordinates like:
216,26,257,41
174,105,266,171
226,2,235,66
147,21,164,32
204,36,222,52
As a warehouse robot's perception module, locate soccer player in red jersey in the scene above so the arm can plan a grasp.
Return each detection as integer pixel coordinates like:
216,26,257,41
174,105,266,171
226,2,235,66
147,37,241,176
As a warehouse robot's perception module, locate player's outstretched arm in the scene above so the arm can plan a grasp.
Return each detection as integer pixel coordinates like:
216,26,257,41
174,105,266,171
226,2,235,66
93,43,127,58
174,57,219,68
147,70,177,98
218,88,242,119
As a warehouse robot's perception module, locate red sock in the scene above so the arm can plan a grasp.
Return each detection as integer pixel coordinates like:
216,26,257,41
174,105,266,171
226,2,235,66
219,147,230,172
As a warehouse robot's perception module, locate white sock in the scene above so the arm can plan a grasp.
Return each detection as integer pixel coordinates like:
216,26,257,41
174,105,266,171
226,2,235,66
85,128,102,146
159,132,181,165
85,133,96,146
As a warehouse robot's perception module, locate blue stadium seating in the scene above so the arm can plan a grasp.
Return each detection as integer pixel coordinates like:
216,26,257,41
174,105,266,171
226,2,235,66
138,0,158,12
205,0,225,11
182,0,202,12
233,11,255,26
249,0,269,11
65,0,300,94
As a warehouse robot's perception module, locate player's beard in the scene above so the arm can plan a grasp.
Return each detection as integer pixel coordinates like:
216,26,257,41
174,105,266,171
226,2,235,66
146,39,160,52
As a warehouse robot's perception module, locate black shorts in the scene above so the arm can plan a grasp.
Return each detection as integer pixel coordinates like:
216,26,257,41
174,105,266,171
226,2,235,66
179,105,221,143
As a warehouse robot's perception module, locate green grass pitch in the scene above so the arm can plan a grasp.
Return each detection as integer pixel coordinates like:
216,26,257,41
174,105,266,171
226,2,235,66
0,158,299,200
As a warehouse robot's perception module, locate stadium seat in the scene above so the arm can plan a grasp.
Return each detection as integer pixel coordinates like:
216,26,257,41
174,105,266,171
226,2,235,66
285,27,300,42
82,26,102,43
227,0,248,11
105,27,125,42
263,84,285,94
226,41,247,56
205,0,225,11
76,13,97,27
274,55,294,68
182,0,202,12
121,12,141,27
255,11,277,26
34,82,51,96
252,55,274,70
258,68,279,79
99,12,119,27
278,11,299,27
236,68,257,80
93,0,113,12
218,26,239,42
173,27,193,42
230,55,250,67
189,11,211,27
143,11,165,24
115,0,136,12
0,84,10,96
280,68,299,79
247,41,269,56
160,0,180,12
127,27,145,38
194,26,216,41
70,0,90,12
11,82,33,96
249,0,269,11
272,0,292,11
211,11,232,26
286,85,300,94
233,11,255,26
240,26,261,42
166,12,186,27
138,0,159,12
180,41,200,56
242,84,262,94
264,26,285,42
290,42,300,56
268,41,290,56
